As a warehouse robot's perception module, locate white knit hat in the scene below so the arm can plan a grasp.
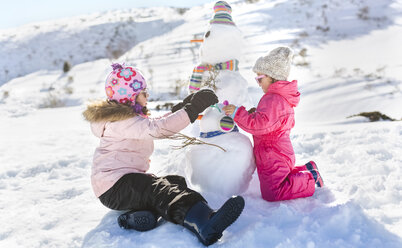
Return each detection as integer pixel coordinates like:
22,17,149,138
253,47,293,81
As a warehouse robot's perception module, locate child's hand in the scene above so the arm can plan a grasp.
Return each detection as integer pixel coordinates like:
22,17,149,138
248,107,256,114
222,104,236,115
172,93,194,113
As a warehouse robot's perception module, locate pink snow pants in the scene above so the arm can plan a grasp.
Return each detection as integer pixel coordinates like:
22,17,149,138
254,139,316,201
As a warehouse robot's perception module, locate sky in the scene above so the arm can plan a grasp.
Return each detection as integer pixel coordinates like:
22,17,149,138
0,0,214,30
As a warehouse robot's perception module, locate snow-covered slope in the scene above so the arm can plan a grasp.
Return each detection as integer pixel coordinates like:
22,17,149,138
1,107,401,248
1,0,400,120
1,0,402,247
0,7,185,85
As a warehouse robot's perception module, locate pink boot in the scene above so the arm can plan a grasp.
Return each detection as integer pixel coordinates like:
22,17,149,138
306,161,324,187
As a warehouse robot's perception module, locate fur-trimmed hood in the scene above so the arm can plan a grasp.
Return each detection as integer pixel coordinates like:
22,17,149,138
82,100,137,123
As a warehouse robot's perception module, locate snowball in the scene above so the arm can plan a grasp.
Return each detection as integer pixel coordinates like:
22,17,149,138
186,132,255,196
186,103,255,196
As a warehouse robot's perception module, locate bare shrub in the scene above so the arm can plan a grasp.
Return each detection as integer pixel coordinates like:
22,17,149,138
299,48,307,57
105,25,135,59
67,76,74,83
299,31,309,38
353,68,363,76
155,102,175,111
357,6,369,20
202,68,220,91
316,26,330,32
63,61,71,73
333,68,347,77
291,38,300,48
39,93,65,108
293,48,309,67
64,86,74,95
112,50,124,59
2,90,9,99
106,44,125,59
347,111,395,122
365,66,386,80
176,8,188,15
295,61,310,67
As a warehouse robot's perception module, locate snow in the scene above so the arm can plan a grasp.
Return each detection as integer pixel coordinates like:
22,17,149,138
1,0,402,247
199,24,245,64
186,125,256,196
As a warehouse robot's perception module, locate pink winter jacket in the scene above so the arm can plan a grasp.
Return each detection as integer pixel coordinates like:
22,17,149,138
83,101,190,197
234,80,314,200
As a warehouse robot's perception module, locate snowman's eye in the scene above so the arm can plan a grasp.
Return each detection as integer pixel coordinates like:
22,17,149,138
205,31,211,38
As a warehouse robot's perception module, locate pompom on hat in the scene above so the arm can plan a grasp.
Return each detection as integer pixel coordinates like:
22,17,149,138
210,1,235,26
253,47,294,81
105,63,147,106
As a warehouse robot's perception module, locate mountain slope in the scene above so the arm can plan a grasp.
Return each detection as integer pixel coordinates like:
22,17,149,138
0,7,186,85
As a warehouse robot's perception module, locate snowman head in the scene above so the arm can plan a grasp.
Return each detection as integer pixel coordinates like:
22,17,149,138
199,1,244,64
199,103,235,133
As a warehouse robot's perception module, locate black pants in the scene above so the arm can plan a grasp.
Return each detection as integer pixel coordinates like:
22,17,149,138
99,173,205,224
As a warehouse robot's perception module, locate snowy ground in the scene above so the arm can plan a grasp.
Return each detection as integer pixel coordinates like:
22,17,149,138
1,0,402,247
1,107,401,248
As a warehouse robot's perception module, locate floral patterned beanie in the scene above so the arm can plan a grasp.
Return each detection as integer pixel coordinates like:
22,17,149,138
105,63,147,113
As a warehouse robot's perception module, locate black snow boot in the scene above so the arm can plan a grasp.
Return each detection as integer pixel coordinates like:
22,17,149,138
183,196,245,246
117,210,158,231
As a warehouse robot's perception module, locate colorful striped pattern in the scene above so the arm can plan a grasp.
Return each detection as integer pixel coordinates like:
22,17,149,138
213,1,232,13
220,116,235,132
189,60,239,92
210,13,235,26
211,1,235,25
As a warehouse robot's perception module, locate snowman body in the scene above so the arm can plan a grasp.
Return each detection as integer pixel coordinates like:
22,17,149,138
200,70,248,106
186,105,255,196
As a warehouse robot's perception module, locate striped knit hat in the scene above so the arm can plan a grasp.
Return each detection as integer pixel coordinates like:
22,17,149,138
210,1,235,26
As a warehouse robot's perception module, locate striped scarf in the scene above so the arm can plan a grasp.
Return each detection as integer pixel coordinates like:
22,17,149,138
189,59,239,92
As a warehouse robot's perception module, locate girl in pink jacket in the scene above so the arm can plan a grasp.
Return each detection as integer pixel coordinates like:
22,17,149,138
83,64,244,246
223,47,324,202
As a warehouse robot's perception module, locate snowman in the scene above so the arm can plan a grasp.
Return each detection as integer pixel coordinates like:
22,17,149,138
185,1,255,196
189,1,250,106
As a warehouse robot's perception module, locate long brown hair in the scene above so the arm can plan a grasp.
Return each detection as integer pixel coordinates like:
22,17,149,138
107,99,150,116
140,106,150,116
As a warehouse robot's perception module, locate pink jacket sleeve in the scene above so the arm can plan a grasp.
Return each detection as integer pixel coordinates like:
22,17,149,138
105,109,190,139
234,94,290,135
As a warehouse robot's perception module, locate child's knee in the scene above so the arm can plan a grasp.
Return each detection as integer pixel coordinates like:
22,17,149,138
260,187,281,202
